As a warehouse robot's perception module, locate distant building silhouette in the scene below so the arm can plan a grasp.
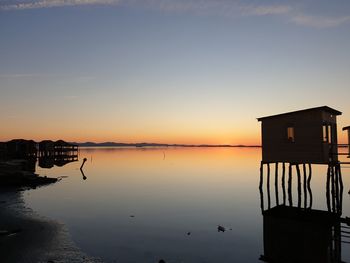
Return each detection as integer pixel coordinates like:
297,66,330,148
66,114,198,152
0,142,6,159
6,139,38,158
39,140,55,156
343,126,350,157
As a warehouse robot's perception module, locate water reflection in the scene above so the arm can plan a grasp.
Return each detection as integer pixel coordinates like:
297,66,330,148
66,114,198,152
259,163,349,263
23,148,350,263
38,155,78,169
260,205,342,263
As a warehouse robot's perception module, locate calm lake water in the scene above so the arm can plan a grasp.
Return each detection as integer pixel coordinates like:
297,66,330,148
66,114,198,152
24,147,350,263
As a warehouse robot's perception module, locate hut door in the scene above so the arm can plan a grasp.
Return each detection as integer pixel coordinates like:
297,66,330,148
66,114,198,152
323,123,337,161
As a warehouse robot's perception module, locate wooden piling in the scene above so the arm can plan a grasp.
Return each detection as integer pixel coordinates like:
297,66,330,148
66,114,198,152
296,164,301,208
282,162,286,205
267,163,271,209
288,164,292,206
303,163,307,209
275,162,279,206
326,165,331,211
307,163,312,208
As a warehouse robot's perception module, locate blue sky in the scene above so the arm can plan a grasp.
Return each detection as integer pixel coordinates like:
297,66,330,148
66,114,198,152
0,0,350,143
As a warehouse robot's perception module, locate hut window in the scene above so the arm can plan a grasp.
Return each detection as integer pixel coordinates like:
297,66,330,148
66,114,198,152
323,124,331,143
287,127,295,142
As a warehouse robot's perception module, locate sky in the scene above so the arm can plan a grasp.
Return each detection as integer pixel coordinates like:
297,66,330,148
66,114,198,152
0,0,350,144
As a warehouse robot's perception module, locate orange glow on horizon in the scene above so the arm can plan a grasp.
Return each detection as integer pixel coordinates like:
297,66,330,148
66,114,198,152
0,131,261,145
2,124,350,145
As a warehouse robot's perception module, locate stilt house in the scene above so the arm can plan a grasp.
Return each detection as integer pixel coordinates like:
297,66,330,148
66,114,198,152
343,126,350,157
257,106,342,164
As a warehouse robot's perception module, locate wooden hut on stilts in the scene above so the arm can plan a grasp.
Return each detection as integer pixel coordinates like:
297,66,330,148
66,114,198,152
257,106,350,263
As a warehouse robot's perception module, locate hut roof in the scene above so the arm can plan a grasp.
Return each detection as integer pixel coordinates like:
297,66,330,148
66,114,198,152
8,139,37,144
54,140,78,147
257,106,341,122
55,140,70,146
39,140,54,145
40,140,54,143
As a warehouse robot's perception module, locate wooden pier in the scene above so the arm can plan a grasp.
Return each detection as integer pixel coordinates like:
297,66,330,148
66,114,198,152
0,139,79,168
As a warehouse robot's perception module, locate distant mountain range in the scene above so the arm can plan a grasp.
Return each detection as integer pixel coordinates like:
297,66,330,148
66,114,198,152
74,142,261,148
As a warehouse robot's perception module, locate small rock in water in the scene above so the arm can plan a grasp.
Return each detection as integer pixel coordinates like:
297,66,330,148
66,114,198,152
130,215,135,218
4,228,22,237
159,260,166,263
187,232,191,235
217,225,226,232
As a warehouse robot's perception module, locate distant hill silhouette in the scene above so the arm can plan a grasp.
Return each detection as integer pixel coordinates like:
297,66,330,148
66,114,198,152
74,142,261,148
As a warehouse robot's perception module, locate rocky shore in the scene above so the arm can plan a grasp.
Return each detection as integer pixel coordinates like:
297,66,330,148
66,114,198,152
0,160,57,188
0,159,103,263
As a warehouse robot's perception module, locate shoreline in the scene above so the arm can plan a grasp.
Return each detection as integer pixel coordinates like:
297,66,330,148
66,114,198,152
0,187,102,263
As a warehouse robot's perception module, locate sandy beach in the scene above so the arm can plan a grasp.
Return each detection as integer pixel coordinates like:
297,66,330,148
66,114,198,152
0,188,103,263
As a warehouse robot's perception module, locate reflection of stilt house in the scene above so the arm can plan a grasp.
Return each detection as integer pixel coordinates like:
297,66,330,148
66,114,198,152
38,140,78,168
261,206,342,263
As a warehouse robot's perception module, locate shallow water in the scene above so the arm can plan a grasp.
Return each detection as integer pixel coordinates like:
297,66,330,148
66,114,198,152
24,147,350,263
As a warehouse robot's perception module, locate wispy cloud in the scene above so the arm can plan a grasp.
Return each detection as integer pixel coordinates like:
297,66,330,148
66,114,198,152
0,73,47,78
0,73,96,80
240,5,292,16
290,14,350,28
0,0,120,11
1,0,349,28
0,0,293,16
63,95,79,100
127,0,292,18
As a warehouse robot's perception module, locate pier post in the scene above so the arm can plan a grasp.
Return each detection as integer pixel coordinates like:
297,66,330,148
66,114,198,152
326,165,331,211
275,162,279,206
330,165,336,212
259,162,264,212
307,164,312,208
288,164,292,206
282,162,286,205
296,164,301,208
267,163,271,209
303,163,307,209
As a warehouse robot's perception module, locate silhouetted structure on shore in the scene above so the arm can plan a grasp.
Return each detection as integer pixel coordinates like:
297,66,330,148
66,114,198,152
0,139,78,160
0,142,6,159
343,126,350,157
6,139,38,158
257,106,350,263
39,140,55,156
37,140,79,167
257,106,343,164
0,139,79,169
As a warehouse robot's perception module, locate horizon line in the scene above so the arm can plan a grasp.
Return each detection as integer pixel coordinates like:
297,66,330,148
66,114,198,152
0,139,261,147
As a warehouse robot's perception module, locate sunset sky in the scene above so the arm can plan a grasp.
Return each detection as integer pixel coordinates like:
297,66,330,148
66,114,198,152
1,0,350,144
